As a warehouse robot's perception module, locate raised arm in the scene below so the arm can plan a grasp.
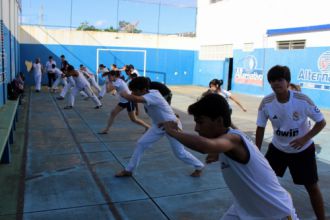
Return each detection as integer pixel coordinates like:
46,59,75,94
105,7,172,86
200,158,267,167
120,91,146,103
162,121,236,154
229,95,247,112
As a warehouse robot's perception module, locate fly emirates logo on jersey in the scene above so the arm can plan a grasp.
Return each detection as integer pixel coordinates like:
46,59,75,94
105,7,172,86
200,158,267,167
275,128,299,137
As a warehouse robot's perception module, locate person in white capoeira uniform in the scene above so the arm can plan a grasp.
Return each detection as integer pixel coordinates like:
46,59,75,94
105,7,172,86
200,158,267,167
50,64,67,92
97,64,110,99
161,93,298,220
79,64,101,94
99,70,150,134
30,58,43,92
63,65,102,109
256,65,326,220
115,77,204,178
45,56,56,88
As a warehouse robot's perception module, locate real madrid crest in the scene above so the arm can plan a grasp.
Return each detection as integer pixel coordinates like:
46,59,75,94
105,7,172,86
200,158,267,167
292,112,299,121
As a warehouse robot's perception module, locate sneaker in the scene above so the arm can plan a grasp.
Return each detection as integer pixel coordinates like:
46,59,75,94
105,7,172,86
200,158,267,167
94,105,102,109
98,96,103,100
56,96,64,100
64,106,73,109
115,170,132,177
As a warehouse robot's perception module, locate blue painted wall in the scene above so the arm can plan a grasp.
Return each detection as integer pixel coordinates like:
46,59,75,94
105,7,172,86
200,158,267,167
193,59,226,87
20,44,196,86
0,21,20,108
231,47,330,109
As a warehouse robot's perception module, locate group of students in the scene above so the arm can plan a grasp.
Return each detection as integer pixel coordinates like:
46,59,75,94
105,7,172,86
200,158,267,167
105,65,326,220
31,58,326,219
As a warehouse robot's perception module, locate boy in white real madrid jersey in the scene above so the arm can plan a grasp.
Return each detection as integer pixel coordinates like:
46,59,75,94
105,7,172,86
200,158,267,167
256,65,326,220
161,94,298,220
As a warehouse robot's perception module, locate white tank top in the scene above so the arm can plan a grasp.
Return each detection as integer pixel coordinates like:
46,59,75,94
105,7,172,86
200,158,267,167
220,129,295,219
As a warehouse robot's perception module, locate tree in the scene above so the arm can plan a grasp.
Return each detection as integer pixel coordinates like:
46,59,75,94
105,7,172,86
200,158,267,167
76,21,100,31
118,20,142,33
104,26,118,32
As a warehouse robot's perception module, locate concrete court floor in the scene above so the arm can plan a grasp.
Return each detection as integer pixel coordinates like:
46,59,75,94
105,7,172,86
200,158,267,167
0,85,330,220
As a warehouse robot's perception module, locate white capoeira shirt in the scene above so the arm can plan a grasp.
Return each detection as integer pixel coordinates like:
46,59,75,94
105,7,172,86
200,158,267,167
257,90,324,153
45,60,56,72
112,78,130,103
220,129,296,219
143,90,177,125
73,70,90,90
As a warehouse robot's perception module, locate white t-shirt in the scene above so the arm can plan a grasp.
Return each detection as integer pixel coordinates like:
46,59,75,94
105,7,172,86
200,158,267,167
73,70,89,89
220,129,295,219
32,63,42,75
257,90,324,153
113,78,130,103
219,89,232,109
45,60,56,72
53,68,63,78
143,90,177,125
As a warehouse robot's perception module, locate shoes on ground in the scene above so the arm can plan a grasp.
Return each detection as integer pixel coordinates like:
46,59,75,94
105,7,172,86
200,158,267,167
115,170,132,177
56,96,64,100
94,105,102,109
64,105,73,109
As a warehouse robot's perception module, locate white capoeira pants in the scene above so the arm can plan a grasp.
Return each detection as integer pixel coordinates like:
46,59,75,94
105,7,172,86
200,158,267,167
34,73,42,90
52,77,67,90
125,123,204,172
88,77,101,94
68,85,101,107
221,205,299,220
99,77,109,98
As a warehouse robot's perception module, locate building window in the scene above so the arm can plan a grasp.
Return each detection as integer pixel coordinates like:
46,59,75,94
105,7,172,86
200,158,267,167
199,44,233,60
277,40,306,50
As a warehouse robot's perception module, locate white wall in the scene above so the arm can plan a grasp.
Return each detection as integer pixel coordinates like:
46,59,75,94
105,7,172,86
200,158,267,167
20,25,198,51
197,0,330,49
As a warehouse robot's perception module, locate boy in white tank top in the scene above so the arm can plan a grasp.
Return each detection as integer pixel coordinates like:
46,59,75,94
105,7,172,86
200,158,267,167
162,94,298,220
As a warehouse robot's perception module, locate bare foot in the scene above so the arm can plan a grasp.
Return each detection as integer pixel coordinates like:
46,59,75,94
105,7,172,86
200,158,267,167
115,170,132,177
190,169,202,177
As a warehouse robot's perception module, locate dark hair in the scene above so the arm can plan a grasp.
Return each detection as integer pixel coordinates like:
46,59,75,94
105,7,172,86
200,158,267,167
128,64,134,69
109,70,121,78
209,79,223,88
52,64,56,68
188,94,231,127
49,56,53,59
112,64,117,68
67,65,75,71
130,73,138,79
128,77,150,91
60,55,65,58
267,65,291,83
80,64,84,67
99,64,105,68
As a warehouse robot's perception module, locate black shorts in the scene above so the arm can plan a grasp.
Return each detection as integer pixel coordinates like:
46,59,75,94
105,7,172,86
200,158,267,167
118,101,135,112
265,143,318,185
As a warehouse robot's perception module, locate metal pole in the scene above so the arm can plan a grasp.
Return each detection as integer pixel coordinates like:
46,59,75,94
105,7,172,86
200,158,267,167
70,0,73,30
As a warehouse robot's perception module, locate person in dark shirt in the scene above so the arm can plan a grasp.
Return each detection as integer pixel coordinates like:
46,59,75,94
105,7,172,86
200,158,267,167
146,77,172,105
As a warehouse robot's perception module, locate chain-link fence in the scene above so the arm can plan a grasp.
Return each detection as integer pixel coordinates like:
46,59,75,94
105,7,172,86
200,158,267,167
21,0,196,36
